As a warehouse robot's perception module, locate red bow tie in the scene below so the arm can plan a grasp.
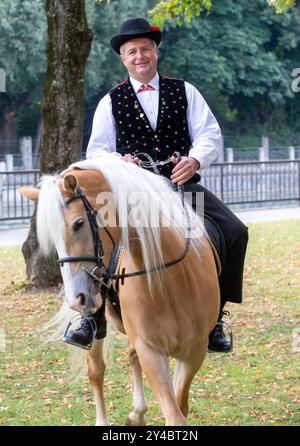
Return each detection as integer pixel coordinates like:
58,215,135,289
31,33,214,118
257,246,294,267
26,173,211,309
137,84,156,93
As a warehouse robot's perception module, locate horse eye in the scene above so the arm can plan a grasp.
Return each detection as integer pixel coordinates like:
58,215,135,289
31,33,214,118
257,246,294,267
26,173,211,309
73,218,84,232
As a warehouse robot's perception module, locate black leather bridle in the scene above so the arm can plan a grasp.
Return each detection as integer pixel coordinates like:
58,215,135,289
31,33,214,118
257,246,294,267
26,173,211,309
58,186,115,271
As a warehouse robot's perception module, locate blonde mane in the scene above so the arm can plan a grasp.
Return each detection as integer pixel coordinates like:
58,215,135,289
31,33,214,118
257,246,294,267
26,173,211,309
36,175,65,255
70,158,206,274
36,158,206,290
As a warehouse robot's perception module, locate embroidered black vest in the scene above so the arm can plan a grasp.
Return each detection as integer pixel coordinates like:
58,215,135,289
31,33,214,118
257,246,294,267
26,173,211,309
110,75,193,179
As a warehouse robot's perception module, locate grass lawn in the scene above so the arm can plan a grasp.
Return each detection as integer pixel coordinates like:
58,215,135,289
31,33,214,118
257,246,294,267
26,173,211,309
0,220,299,426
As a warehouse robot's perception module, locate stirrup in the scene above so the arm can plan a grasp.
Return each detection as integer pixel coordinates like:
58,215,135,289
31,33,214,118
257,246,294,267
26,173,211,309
217,318,233,351
221,309,231,318
62,314,97,350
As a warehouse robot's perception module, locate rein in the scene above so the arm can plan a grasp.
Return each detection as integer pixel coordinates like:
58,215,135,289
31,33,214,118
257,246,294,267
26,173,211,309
136,152,174,175
57,154,191,286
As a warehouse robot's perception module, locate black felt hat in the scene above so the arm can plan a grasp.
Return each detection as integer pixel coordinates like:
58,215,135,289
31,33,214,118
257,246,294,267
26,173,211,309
110,18,161,55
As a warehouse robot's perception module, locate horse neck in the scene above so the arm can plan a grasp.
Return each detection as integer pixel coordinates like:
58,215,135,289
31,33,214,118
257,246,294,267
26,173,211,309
127,225,185,268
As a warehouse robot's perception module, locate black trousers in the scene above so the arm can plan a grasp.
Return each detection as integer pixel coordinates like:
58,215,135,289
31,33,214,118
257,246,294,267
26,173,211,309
184,183,249,308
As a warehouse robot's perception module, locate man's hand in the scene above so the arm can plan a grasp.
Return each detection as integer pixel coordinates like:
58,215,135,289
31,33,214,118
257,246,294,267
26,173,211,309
170,156,200,185
122,153,140,163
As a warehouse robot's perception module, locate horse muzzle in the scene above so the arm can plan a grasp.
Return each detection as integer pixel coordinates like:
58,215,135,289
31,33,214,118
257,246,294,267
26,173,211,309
72,284,102,315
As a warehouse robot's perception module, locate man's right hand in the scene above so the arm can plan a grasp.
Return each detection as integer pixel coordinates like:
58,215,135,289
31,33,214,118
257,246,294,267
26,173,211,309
122,154,140,163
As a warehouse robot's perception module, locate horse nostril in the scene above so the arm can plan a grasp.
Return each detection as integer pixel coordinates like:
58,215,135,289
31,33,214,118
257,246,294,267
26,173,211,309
76,293,87,307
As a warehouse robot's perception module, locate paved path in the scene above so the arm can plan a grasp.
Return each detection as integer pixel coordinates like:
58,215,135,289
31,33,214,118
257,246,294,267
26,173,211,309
0,226,30,247
0,206,299,247
235,206,300,224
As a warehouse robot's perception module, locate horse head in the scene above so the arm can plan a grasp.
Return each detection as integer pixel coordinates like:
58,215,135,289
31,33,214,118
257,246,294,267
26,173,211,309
19,168,118,315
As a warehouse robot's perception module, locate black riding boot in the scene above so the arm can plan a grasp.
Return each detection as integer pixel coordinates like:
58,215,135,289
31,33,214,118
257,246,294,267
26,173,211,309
63,307,107,350
208,310,233,353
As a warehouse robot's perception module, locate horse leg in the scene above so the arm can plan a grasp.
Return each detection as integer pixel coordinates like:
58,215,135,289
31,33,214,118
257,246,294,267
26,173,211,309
87,339,109,426
173,342,207,418
125,344,148,426
135,343,187,425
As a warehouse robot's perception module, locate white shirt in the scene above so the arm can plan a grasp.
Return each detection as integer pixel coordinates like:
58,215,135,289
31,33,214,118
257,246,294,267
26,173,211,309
86,72,221,169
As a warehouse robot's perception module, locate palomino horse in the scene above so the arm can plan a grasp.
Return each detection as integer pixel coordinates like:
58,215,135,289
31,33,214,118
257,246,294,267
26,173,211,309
20,158,220,426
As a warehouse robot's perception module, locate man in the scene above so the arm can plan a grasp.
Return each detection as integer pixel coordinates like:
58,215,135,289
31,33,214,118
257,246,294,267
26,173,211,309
65,18,248,352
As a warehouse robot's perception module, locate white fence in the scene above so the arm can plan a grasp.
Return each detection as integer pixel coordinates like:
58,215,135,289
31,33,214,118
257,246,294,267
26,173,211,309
0,170,39,222
202,160,300,207
0,160,299,222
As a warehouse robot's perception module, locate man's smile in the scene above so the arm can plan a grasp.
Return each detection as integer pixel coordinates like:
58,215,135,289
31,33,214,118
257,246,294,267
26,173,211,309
121,38,159,83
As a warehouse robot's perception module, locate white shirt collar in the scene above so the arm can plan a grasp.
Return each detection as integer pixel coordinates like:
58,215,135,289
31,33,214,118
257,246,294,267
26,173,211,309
130,72,159,94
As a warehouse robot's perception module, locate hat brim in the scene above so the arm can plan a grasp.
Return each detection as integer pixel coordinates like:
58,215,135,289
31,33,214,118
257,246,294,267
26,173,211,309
110,31,161,55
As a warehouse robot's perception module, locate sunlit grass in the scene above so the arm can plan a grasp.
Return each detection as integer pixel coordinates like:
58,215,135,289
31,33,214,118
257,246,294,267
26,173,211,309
0,220,299,425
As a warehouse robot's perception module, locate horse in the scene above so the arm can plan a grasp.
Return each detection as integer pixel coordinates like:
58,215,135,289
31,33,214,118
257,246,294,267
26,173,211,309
19,157,220,426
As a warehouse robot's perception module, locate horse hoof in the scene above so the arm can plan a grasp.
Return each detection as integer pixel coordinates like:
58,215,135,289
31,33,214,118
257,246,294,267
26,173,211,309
125,415,146,426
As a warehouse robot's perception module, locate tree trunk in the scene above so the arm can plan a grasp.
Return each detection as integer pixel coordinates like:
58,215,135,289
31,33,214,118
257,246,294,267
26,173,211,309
40,0,93,173
22,0,93,287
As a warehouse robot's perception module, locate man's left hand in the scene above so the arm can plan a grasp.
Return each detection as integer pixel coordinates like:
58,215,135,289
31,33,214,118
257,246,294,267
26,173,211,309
170,156,200,185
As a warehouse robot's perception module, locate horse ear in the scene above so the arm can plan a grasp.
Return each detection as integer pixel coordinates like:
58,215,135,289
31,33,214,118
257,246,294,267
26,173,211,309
18,186,39,202
64,174,78,193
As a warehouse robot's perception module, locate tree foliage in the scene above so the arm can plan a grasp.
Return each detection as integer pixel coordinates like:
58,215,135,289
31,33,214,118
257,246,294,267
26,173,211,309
149,0,212,27
1,0,300,148
149,0,297,27
154,0,300,131
0,0,46,137
266,0,296,14
0,0,46,100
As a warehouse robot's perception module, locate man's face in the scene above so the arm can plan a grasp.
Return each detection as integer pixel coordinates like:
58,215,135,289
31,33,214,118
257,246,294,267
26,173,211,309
120,38,159,83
